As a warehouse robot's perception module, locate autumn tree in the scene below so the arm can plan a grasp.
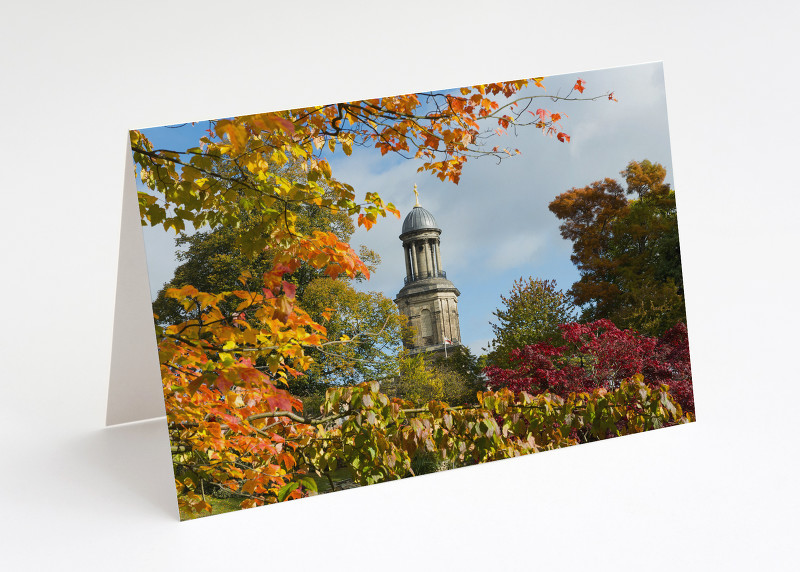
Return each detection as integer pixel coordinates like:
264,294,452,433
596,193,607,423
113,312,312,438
484,319,693,413
151,208,390,399
548,160,685,335
132,76,618,517
486,277,577,367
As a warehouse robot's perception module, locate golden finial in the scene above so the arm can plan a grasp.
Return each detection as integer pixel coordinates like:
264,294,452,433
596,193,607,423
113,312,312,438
413,184,420,207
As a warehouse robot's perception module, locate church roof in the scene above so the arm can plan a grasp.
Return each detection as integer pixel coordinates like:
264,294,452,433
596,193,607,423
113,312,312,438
401,206,440,234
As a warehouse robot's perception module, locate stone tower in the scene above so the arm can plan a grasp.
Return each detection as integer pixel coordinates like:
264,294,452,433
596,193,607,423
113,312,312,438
394,188,461,356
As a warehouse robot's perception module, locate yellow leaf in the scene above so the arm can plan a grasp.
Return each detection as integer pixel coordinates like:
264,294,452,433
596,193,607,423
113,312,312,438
319,160,332,179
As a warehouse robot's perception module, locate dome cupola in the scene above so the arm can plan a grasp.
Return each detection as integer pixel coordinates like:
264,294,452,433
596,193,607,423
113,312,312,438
401,205,440,235
400,185,440,237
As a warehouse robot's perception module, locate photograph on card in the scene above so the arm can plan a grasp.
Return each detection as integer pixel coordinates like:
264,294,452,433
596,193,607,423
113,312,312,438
131,62,693,520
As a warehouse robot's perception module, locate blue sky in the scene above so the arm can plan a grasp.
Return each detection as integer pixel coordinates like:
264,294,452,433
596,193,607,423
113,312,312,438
140,62,675,356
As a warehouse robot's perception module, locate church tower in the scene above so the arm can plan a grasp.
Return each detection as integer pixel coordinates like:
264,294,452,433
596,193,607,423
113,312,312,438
394,186,461,356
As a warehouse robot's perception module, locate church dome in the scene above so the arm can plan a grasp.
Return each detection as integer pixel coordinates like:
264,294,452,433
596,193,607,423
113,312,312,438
401,206,440,234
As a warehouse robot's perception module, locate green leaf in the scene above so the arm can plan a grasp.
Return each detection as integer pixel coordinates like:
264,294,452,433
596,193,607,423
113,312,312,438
277,482,299,502
298,476,318,493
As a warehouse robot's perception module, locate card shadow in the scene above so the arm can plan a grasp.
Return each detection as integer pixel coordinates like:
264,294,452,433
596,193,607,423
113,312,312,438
62,417,178,520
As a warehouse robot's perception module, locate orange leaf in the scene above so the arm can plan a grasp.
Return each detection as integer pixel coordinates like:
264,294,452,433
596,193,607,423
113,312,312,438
274,295,294,322
358,213,375,230
187,373,212,395
215,374,232,393
241,499,259,509
269,116,296,135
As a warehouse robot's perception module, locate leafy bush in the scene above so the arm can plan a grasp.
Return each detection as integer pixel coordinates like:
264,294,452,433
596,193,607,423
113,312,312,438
484,319,693,412
175,376,692,517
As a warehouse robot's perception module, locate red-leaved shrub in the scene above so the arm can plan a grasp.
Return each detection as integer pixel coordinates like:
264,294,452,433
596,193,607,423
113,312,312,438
484,320,693,413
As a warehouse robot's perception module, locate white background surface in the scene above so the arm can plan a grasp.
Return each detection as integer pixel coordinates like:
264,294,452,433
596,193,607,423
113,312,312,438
1,1,798,570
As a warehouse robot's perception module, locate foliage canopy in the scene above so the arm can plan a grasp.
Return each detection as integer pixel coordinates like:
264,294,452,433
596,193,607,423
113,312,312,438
549,160,685,335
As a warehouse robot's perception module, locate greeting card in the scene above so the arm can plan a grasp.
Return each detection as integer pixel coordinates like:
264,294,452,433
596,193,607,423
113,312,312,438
109,62,693,520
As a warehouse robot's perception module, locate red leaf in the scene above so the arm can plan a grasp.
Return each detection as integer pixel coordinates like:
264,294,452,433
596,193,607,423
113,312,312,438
557,132,570,143
272,263,293,276
265,393,293,413
282,281,296,300
574,79,585,94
